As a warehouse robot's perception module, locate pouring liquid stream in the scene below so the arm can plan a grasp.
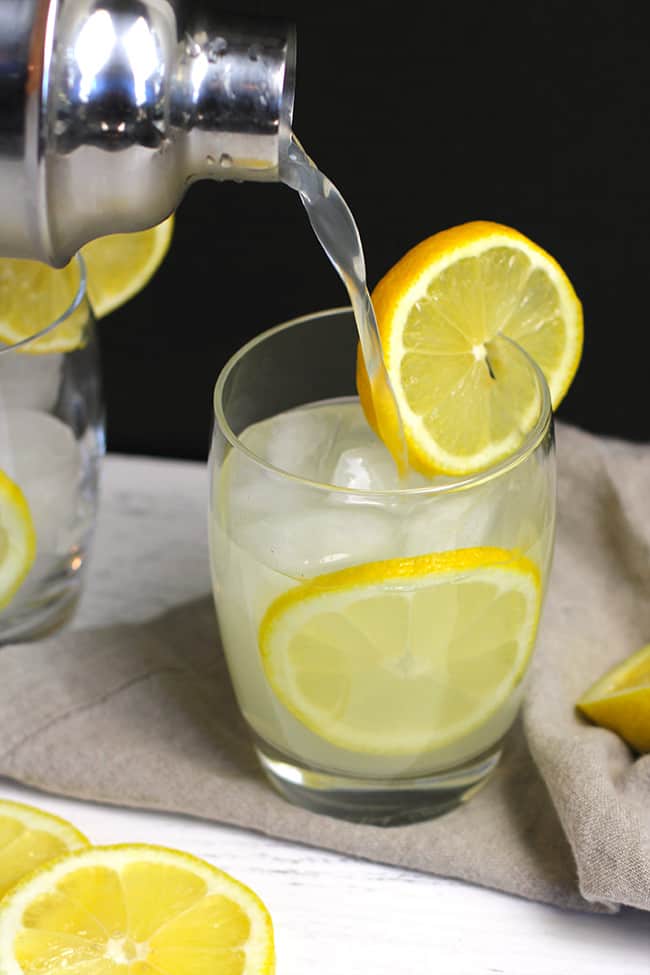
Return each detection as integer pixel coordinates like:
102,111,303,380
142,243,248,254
282,136,409,476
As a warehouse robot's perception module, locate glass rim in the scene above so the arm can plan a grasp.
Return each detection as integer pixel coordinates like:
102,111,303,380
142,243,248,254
0,253,87,356
213,306,554,498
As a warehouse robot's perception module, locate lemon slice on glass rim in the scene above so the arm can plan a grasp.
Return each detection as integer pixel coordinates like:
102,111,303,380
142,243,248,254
259,546,541,755
0,216,174,354
357,220,583,475
0,843,275,975
81,215,174,319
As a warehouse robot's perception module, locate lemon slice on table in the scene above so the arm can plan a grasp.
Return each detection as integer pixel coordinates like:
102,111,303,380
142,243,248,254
0,844,275,975
0,800,88,901
577,643,650,754
0,471,36,611
0,217,174,354
259,547,541,755
357,220,583,475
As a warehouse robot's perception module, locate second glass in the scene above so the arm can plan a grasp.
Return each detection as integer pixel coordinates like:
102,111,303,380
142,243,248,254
0,256,104,644
209,308,556,825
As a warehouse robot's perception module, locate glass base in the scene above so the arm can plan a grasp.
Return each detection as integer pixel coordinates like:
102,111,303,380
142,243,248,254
0,577,83,645
254,735,503,827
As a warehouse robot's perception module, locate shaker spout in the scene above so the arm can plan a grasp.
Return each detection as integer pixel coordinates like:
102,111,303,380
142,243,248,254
0,0,296,265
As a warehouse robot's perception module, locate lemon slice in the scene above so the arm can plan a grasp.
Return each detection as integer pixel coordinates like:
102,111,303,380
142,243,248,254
0,800,88,901
577,643,650,753
0,217,174,354
0,261,88,355
0,471,37,610
357,220,583,475
0,844,275,975
81,215,174,319
259,547,541,754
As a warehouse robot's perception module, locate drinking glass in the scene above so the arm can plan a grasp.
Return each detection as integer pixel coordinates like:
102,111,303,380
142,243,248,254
209,308,556,825
0,256,105,643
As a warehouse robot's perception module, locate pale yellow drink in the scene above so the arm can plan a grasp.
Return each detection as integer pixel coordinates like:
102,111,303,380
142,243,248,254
210,398,555,780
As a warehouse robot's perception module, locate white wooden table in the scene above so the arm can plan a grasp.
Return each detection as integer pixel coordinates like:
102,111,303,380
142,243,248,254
2,454,649,974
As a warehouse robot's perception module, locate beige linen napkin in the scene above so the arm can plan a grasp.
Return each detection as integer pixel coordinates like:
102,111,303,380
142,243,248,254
0,423,649,914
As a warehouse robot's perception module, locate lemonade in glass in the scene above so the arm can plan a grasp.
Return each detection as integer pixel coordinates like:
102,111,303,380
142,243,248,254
209,305,558,824
0,256,104,642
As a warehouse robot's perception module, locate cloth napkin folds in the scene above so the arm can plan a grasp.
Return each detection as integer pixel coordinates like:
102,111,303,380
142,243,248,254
0,422,649,914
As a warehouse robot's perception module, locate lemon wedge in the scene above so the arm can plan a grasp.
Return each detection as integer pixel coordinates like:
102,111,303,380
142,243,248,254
259,547,541,754
0,844,275,975
577,643,650,753
357,220,583,475
0,470,36,610
0,217,174,353
0,800,88,901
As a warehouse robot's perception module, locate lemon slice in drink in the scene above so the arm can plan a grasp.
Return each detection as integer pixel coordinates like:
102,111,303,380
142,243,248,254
357,221,583,475
259,547,541,754
577,643,650,753
0,471,37,610
0,844,275,975
0,800,88,900
0,217,174,354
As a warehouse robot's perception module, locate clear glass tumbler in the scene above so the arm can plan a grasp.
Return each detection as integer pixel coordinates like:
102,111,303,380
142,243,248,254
209,308,556,825
0,256,105,643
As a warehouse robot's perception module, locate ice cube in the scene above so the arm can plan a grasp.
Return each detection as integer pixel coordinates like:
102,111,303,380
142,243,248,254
221,401,369,527
331,443,431,491
401,452,554,561
221,446,403,578
401,482,501,557
332,442,395,490
0,353,63,411
5,409,81,554
241,401,350,483
232,497,401,578
486,450,555,570
218,440,316,528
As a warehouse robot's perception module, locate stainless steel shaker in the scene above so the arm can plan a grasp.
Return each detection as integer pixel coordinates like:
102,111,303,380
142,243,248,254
0,0,296,265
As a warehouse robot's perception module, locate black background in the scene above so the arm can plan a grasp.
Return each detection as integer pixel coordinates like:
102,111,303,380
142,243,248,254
97,0,644,461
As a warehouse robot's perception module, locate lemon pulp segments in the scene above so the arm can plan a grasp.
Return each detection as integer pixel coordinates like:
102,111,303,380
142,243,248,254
259,547,541,755
0,472,37,611
358,221,582,474
0,844,275,975
0,800,88,900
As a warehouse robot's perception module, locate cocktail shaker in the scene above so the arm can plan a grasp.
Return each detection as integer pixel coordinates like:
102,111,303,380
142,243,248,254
0,0,295,265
